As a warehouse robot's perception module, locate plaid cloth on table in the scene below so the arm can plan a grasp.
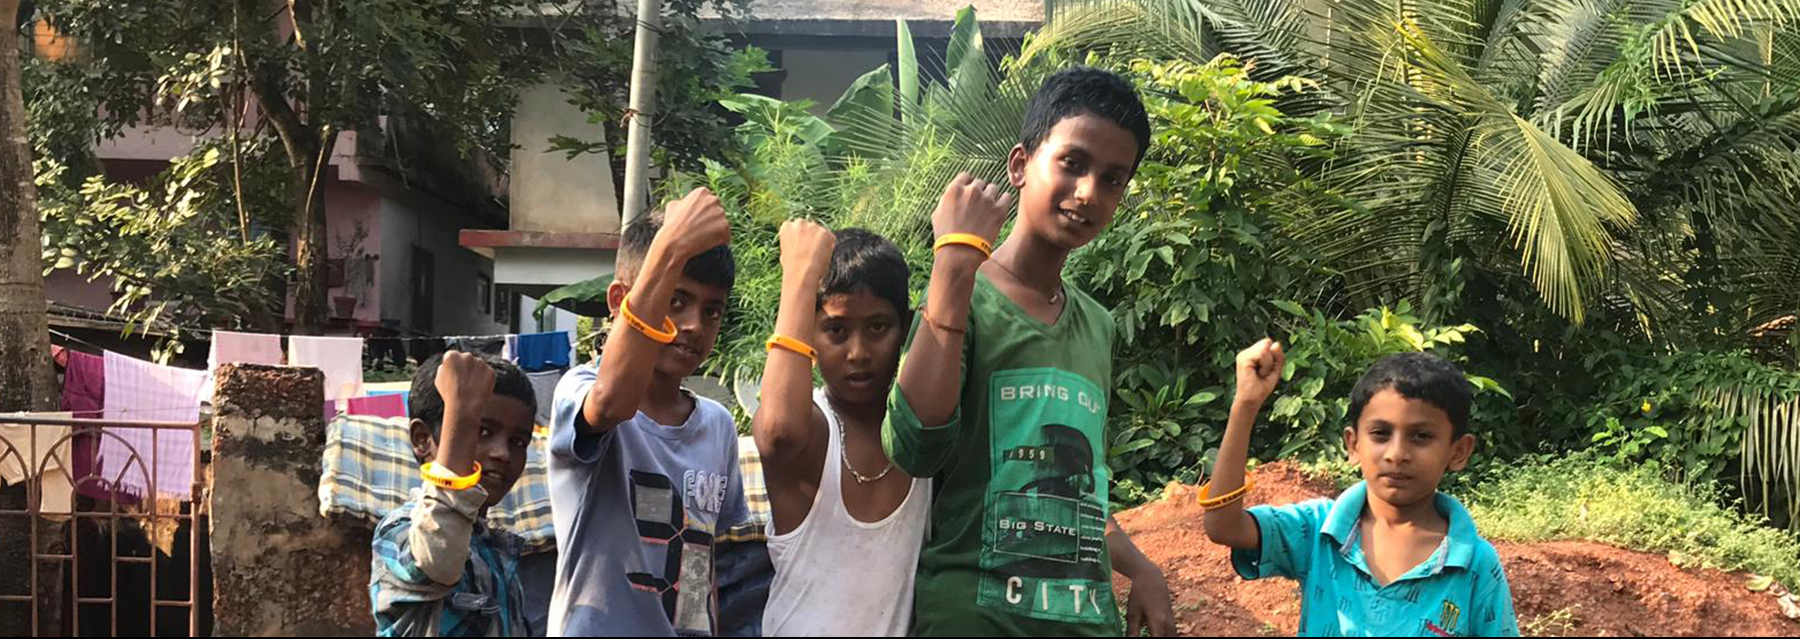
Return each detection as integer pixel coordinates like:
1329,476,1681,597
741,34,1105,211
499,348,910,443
319,414,556,553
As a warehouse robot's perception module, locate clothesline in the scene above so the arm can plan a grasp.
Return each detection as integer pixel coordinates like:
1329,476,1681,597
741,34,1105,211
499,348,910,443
50,325,573,345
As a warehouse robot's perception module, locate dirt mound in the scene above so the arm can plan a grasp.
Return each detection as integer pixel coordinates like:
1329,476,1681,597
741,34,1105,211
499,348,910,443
1112,462,1800,636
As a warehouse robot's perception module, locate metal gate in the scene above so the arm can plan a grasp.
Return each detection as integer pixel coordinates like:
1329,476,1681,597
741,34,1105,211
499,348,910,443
0,414,205,636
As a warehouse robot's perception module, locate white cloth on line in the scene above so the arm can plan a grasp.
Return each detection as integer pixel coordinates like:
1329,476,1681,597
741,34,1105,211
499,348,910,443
101,352,207,500
289,335,365,400
209,330,284,370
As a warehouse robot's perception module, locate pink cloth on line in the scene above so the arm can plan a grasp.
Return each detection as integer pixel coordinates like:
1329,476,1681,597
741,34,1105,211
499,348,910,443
347,394,407,419
209,330,283,370
59,349,112,501
100,352,206,501
60,349,105,416
289,336,364,400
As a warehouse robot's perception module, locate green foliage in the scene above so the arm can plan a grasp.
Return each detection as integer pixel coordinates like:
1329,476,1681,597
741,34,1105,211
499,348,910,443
26,0,760,338
35,140,292,357
553,21,770,182
1465,454,1800,589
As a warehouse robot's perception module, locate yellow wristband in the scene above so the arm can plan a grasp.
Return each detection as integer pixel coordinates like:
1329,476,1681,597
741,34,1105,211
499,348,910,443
765,334,817,363
620,297,678,344
1197,480,1255,511
421,461,483,491
933,233,993,259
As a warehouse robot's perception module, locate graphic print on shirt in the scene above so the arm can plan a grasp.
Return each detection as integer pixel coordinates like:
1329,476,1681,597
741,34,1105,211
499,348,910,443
979,368,1112,624
626,469,717,635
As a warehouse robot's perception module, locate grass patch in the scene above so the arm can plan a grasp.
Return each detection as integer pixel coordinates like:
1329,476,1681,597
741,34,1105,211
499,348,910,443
1461,454,1800,588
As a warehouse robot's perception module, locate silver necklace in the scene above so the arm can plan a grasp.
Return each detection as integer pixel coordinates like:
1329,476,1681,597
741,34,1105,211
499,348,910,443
827,399,894,484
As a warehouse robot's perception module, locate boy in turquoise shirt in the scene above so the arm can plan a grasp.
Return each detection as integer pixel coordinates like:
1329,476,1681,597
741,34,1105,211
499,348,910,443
1203,340,1519,637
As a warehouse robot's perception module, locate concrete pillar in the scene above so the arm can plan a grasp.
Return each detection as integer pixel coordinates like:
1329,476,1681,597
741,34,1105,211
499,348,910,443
208,364,372,636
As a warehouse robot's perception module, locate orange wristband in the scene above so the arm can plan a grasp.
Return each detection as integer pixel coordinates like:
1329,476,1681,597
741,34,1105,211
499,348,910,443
1197,480,1255,510
620,297,678,344
765,334,817,363
933,233,993,259
422,461,483,491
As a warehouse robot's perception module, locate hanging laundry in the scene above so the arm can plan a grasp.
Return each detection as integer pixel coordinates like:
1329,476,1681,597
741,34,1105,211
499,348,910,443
0,418,76,516
526,368,566,428
100,352,207,501
367,337,408,369
208,330,283,370
60,349,105,417
347,394,408,420
512,332,573,372
502,334,519,361
449,335,506,356
289,335,365,400
409,336,448,364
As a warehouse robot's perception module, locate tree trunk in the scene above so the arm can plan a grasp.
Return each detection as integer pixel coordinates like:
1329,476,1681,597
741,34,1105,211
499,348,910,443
1,6,67,635
288,132,329,335
0,0,57,414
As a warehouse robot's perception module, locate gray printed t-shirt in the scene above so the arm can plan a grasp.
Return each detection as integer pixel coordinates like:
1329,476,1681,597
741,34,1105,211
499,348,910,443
547,364,748,636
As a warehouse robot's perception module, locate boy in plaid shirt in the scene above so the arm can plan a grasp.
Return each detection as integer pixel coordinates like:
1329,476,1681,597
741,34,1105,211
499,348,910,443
370,351,540,636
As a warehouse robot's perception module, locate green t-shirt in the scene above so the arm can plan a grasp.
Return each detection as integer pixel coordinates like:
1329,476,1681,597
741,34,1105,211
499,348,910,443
883,272,1120,636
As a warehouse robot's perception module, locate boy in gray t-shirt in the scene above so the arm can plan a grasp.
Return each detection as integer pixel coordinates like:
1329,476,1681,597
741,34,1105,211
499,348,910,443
547,188,749,636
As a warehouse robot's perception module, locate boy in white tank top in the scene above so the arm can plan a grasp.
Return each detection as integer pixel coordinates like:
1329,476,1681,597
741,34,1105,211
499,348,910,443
752,222,931,637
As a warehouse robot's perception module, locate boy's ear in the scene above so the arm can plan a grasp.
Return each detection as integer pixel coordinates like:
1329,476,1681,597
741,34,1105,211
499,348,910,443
1007,143,1029,189
1342,426,1358,463
408,419,436,464
1448,433,1476,472
606,280,629,317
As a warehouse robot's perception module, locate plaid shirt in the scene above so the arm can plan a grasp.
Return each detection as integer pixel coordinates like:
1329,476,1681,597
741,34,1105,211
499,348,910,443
320,414,556,553
371,484,529,637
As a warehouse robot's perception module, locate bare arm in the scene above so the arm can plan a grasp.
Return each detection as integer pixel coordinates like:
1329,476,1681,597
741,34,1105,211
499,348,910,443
1108,516,1174,636
1203,338,1284,550
893,173,1011,428
753,220,835,465
582,188,731,433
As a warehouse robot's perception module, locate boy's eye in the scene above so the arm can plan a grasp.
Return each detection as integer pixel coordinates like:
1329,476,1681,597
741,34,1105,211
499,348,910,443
479,427,492,438
669,297,687,312
511,438,529,449
870,322,890,334
703,307,723,320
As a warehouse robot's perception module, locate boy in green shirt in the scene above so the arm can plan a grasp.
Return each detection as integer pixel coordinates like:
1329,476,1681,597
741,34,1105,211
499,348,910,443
883,66,1174,636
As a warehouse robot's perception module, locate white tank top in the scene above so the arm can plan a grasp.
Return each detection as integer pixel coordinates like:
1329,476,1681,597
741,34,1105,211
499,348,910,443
762,389,932,637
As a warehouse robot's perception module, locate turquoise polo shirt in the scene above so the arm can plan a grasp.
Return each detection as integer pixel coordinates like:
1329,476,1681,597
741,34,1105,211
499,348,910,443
1232,482,1520,637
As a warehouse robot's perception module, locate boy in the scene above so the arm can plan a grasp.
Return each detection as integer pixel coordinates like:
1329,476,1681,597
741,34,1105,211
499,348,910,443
753,221,930,636
547,187,750,636
883,66,1175,636
371,351,541,636
1203,340,1520,636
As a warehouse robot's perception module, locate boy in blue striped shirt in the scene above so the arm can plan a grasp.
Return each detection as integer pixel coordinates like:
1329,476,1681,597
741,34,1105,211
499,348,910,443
370,351,540,636
1203,340,1519,637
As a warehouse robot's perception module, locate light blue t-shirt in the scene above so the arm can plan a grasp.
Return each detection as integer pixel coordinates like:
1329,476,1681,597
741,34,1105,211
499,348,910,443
547,364,749,637
1233,482,1520,637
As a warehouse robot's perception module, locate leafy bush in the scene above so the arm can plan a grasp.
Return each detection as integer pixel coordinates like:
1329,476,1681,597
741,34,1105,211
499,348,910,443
1465,455,1800,588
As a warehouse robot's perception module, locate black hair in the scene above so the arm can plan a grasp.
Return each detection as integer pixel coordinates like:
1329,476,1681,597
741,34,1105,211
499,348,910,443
819,228,912,325
617,213,737,291
1019,66,1152,167
1348,352,1474,437
409,352,538,439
